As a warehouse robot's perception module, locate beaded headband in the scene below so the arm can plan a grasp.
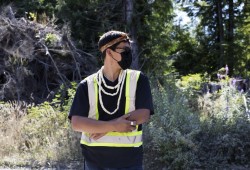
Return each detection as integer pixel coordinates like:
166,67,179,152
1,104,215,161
100,34,129,53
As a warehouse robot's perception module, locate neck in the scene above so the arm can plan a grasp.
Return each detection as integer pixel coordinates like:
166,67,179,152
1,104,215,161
102,65,121,82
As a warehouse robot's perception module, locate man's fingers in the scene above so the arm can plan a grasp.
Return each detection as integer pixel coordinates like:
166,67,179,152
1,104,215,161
130,121,136,126
130,125,136,131
93,133,106,140
90,133,107,140
123,113,130,119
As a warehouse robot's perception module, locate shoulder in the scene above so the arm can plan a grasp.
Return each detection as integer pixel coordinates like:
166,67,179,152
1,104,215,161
80,72,98,84
138,71,149,82
77,73,97,90
127,69,146,79
139,71,148,78
127,69,141,74
126,69,149,82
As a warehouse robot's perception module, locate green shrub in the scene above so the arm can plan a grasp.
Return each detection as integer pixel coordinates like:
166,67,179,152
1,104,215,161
176,73,208,91
144,78,200,169
21,102,80,164
144,76,250,169
51,82,77,112
45,33,60,46
196,85,250,169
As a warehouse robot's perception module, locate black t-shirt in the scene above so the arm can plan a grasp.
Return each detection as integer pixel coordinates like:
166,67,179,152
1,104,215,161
68,71,154,168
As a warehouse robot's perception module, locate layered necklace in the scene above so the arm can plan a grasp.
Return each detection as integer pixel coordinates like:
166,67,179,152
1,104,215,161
97,66,126,115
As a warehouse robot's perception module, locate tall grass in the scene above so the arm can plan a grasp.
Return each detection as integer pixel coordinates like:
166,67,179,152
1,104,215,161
0,101,28,162
0,83,82,168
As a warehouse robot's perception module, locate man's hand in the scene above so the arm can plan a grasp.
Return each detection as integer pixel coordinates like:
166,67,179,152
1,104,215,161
111,114,137,132
88,114,136,139
125,109,150,125
89,133,107,140
71,113,139,134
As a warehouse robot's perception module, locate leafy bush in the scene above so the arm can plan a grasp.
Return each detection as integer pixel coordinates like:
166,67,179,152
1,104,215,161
196,84,250,169
144,77,200,169
177,73,205,90
144,76,250,169
45,33,60,46
20,102,81,166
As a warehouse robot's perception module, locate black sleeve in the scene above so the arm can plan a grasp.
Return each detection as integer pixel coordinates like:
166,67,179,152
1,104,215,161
135,72,154,115
68,80,89,120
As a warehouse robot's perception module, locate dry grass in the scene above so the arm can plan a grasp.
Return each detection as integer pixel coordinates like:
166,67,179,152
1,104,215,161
0,101,27,159
0,101,82,168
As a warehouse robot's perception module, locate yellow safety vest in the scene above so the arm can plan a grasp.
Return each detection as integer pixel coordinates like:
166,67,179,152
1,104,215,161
80,69,142,147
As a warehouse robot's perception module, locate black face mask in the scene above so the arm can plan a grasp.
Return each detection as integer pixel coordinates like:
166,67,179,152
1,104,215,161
117,47,132,70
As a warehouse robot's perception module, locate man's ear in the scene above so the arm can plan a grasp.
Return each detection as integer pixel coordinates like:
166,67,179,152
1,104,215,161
106,48,112,56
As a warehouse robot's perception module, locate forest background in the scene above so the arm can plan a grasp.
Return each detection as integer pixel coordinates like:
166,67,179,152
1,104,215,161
0,0,249,169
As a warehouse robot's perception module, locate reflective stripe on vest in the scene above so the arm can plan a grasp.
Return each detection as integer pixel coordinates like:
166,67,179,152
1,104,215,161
81,69,142,147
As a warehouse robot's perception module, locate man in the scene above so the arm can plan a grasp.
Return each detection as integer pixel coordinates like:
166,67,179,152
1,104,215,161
69,30,154,170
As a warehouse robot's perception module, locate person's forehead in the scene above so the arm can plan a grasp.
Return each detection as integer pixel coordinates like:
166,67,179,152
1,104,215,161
116,41,130,48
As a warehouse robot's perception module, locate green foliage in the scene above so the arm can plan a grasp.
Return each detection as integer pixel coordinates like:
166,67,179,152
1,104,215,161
180,0,249,76
1,0,250,168
56,0,125,56
21,102,76,162
0,8,95,102
142,0,175,75
144,77,200,169
51,81,77,112
145,76,250,169
0,84,80,167
177,73,206,90
2,0,249,78
172,27,203,75
233,1,250,76
198,82,248,127
45,33,60,46
1,76,250,169
196,85,250,168
8,0,58,21
27,12,37,21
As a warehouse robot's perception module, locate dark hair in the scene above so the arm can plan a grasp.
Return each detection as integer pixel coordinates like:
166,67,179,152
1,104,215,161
98,30,130,59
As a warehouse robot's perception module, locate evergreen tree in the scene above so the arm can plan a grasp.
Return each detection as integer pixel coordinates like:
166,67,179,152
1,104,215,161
179,0,249,76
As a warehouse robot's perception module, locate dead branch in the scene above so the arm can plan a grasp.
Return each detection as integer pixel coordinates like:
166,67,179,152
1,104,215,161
0,6,97,103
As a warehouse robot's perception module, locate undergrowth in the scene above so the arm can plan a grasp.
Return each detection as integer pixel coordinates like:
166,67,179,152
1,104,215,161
0,82,81,168
144,75,250,169
1,75,250,169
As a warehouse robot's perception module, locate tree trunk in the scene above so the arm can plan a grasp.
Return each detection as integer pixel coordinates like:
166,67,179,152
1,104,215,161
227,0,234,74
228,0,234,42
124,0,139,70
216,0,224,68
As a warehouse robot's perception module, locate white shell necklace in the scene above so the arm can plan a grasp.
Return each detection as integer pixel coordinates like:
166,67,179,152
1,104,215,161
97,66,126,115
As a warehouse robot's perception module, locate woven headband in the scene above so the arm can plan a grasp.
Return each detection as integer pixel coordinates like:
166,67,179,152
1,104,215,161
100,35,129,52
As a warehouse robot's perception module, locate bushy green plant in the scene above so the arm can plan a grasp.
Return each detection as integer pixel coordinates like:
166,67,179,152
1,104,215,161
144,77,200,169
20,83,79,166
196,84,250,169
51,81,77,112
144,76,250,169
45,33,60,46
176,73,209,91
20,102,80,164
